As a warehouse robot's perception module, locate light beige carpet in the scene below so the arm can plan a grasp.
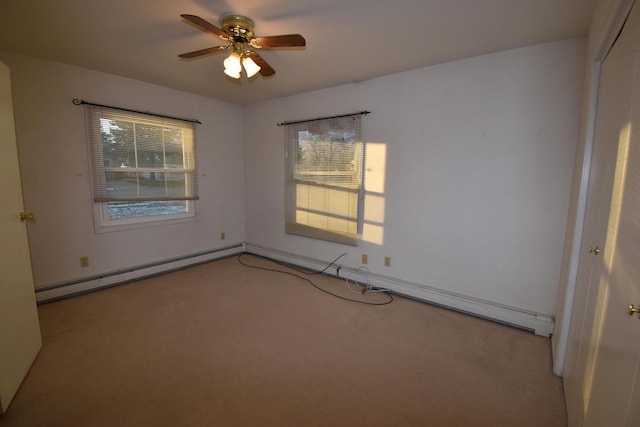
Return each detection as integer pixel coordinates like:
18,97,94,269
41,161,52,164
0,255,566,426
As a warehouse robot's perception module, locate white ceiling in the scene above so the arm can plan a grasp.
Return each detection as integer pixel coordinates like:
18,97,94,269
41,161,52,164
0,0,596,105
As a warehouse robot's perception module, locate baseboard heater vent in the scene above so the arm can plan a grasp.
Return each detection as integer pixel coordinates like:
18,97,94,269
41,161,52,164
35,244,245,304
245,244,554,337
35,242,554,337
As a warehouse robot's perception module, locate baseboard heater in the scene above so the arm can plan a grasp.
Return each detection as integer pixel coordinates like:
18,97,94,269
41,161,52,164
35,242,554,337
35,244,245,304
245,244,554,337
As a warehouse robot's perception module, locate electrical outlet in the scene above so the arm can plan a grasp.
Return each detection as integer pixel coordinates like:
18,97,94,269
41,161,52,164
80,256,89,268
220,232,225,240
361,254,368,264
384,256,391,267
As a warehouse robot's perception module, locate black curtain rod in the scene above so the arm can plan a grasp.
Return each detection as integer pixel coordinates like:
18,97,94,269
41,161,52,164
277,111,370,127
72,99,202,125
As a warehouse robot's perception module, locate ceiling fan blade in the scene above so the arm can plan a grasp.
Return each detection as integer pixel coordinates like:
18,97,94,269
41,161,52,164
181,14,232,42
247,51,275,77
253,34,306,48
178,45,230,59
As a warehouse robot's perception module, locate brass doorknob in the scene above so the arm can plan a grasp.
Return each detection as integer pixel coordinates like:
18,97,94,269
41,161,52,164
589,246,600,255
629,304,640,317
19,212,34,223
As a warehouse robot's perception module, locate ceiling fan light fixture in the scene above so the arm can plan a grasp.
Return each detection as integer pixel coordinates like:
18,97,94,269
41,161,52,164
223,51,242,79
242,56,261,78
179,13,305,80
224,68,241,79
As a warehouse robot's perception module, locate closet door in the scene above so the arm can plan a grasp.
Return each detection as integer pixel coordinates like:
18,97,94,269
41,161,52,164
564,2,640,425
584,3,640,417
563,5,636,423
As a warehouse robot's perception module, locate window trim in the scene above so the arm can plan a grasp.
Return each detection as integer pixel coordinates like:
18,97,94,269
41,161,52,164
85,104,199,231
284,114,365,246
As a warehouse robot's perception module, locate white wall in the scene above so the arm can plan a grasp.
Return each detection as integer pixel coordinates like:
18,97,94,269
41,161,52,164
0,37,586,321
244,38,586,317
0,51,245,289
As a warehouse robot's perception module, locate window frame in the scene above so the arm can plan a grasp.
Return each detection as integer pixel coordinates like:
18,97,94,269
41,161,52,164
284,114,365,246
85,105,198,232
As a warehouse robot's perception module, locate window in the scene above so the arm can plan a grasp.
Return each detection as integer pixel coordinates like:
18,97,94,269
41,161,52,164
284,114,364,246
86,105,198,230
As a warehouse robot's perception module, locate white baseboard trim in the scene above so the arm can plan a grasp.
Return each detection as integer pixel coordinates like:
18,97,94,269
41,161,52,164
35,242,554,337
35,244,245,303
245,244,554,337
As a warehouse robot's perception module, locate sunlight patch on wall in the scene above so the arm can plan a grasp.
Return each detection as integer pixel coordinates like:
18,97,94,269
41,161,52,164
362,223,385,246
364,194,385,224
364,142,386,193
362,142,387,246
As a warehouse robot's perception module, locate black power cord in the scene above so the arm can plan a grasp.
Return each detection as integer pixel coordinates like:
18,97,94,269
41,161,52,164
237,253,393,306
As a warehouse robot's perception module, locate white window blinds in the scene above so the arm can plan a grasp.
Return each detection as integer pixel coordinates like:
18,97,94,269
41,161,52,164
284,114,364,246
86,105,198,203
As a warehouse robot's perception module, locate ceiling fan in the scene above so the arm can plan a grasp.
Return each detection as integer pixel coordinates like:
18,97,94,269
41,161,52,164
179,14,306,79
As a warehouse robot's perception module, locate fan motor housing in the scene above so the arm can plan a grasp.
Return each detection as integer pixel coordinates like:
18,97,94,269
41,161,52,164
221,15,255,42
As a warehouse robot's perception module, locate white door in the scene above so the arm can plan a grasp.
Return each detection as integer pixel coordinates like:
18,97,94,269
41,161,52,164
0,61,42,414
584,16,640,419
562,2,638,421
564,2,640,425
